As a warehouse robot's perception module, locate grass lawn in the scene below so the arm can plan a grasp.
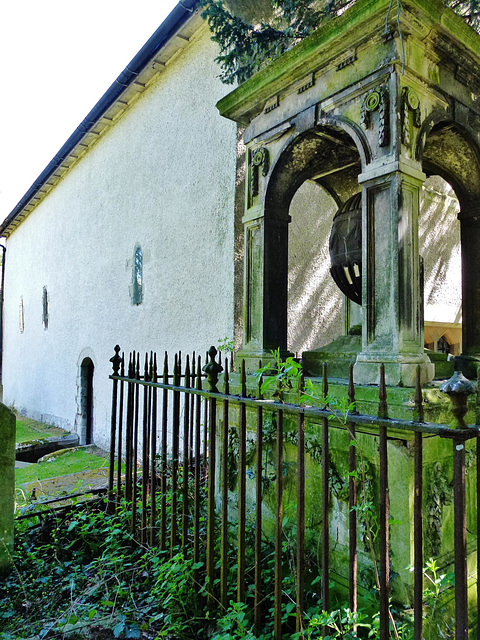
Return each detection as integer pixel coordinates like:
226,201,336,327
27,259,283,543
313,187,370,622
15,446,122,508
15,414,68,443
15,446,111,486
14,414,122,508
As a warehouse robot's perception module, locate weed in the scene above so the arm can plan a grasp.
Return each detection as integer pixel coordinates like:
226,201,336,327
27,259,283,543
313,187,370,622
256,348,305,401
217,337,235,355
2,442,457,640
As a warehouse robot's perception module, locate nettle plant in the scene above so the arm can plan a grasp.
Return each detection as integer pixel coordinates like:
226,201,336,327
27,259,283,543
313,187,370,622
255,349,356,420
217,336,235,355
256,348,306,400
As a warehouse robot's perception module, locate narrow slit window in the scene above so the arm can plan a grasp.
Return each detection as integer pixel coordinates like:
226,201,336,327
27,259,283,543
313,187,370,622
19,297,24,333
132,245,143,305
42,287,49,329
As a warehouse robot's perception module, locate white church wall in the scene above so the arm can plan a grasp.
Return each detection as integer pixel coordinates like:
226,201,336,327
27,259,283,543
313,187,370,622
2,28,238,449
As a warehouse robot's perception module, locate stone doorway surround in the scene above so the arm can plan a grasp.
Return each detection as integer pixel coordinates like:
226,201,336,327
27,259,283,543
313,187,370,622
75,348,96,445
217,0,480,386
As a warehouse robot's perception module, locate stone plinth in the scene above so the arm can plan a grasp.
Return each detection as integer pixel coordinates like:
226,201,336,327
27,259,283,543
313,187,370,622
219,373,478,635
0,404,16,574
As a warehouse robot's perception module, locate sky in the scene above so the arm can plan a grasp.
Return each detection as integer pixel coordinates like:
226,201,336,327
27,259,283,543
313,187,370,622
0,0,180,222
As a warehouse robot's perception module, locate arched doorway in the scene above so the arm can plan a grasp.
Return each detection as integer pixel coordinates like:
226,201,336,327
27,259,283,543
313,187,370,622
77,356,94,445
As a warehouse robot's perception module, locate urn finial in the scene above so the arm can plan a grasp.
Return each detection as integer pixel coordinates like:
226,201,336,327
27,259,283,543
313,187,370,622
202,346,224,393
440,370,475,429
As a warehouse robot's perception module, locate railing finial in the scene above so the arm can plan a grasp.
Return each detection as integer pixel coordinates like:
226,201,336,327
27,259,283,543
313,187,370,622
240,359,247,397
414,364,424,423
110,345,122,375
320,361,329,410
224,358,230,395
202,345,223,393
476,366,480,426
378,363,388,419
348,363,358,415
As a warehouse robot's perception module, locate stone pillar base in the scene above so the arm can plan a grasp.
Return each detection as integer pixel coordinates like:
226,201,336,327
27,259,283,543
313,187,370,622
354,354,434,387
455,354,480,380
302,335,361,378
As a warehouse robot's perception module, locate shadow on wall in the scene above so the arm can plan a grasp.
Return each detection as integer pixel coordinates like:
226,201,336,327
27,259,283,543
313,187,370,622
287,176,461,357
288,180,343,355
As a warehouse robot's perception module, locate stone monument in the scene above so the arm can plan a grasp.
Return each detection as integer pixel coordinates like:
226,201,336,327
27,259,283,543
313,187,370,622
218,0,480,386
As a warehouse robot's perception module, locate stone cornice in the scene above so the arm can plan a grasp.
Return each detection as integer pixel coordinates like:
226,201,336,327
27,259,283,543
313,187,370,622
217,0,480,126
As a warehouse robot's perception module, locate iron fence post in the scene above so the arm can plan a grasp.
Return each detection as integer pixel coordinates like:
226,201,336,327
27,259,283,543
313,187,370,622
440,370,475,640
108,345,122,514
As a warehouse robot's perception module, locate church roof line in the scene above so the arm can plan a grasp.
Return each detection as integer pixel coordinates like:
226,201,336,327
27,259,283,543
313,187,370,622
0,0,200,237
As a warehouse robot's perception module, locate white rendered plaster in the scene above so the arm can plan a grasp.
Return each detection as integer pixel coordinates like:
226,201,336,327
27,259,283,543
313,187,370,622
2,30,237,449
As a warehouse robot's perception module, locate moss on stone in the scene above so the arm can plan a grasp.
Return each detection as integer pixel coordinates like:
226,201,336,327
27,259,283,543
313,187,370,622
0,404,16,574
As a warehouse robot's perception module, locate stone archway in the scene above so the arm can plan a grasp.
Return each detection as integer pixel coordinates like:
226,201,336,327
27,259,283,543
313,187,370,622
231,98,432,386
420,121,480,377
75,349,96,444
218,0,480,385
240,124,364,366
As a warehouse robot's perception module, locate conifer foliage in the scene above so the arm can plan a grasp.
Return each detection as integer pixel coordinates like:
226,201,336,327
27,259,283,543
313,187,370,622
200,0,480,85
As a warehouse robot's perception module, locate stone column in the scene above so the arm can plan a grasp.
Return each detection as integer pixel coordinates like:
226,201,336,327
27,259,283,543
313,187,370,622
456,205,480,378
237,206,291,371
354,163,434,386
0,403,16,574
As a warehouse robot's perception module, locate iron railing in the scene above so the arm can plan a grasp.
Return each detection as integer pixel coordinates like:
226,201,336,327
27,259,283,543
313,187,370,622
108,345,480,640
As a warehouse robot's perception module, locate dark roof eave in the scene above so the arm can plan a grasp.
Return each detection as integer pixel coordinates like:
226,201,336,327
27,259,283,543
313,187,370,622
1,0,199,236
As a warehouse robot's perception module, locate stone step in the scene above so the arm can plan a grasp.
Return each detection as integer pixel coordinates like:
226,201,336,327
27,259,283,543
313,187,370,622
15,433,79,463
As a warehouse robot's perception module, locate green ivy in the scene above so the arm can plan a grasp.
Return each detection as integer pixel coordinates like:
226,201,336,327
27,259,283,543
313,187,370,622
1,449,457,639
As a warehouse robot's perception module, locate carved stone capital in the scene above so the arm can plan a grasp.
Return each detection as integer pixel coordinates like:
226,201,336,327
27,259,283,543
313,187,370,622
401,87,421,149
360,86,389,147
249,146,270,204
